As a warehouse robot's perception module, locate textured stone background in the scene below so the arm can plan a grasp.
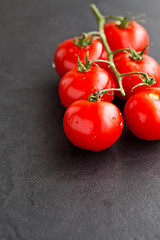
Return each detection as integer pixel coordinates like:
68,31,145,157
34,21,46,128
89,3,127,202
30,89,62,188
1,0,160,239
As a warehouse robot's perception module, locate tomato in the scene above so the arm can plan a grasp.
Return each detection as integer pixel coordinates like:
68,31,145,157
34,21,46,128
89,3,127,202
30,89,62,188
124,87,160,140
104,21,149,53
59,65,115,108
63,100,123,151
113,52,160,100
96,47,114,70
54,37,104,77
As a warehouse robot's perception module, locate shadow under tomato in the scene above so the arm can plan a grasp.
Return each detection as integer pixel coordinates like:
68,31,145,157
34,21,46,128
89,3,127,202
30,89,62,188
112,96,126,113
115,125,160,168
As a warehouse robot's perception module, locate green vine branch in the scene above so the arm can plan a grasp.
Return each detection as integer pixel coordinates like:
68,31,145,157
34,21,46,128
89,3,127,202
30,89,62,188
86,4,154,101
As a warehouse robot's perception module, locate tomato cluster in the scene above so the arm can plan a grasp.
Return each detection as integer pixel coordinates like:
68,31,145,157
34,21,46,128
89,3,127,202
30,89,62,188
54,5,160,151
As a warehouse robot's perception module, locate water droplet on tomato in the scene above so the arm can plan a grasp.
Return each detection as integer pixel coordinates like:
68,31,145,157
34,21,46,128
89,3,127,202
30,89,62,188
120,122,123,127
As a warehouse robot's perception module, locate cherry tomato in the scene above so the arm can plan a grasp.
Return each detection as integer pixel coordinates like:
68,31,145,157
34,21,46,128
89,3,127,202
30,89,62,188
113,52,160,100
59,65,115,108
63,100,123,151
124,87,160,140
104,21,149,53
54,37,104,77
96,48,109,70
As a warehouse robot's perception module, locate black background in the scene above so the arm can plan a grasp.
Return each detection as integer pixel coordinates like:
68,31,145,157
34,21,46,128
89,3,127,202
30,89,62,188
1,0,160,239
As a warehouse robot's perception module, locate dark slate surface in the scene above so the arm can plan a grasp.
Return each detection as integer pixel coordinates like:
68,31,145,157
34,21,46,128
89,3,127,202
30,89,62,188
1,0,160,239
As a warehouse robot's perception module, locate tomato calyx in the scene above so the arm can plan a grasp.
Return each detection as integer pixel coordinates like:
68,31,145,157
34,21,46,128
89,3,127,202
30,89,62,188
76,51,112,72
73,33,95,47
129,44,151,61
116,15,130,29
120,71,156,90
128,46,144,61
112,44,150,61
76,52,94,72
105,13,145,29
87,91,102,102
132,76,155,90
88,88,121,102
76,53,90,72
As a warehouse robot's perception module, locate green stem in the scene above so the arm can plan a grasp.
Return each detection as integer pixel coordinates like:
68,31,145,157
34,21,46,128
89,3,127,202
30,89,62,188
112,48,131,54
90,59,112,65
88,88,121,101
120,72,156,86
121,72,149,77
90,4,125,96
85,31,100,37
77,61,87,72
76,55,87,72
104,15,124,21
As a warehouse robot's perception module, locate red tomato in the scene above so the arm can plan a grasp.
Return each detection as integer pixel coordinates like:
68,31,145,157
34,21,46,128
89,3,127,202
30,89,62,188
104,21,149,53
97,48,109,70
113,52,160,100
54,37,104,77
124,87,160,140
63,100,123,151
59,65,115,108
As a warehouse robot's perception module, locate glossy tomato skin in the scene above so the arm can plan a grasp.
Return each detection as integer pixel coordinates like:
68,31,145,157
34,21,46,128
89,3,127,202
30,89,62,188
124,88,160,140
54,38,104,77
113,52,160,100
59,65,115,108
104,21,149,53
97,48,109,69
63,100,123,151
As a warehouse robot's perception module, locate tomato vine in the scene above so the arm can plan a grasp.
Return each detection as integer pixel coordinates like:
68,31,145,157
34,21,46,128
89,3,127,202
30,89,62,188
87,4,155,101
